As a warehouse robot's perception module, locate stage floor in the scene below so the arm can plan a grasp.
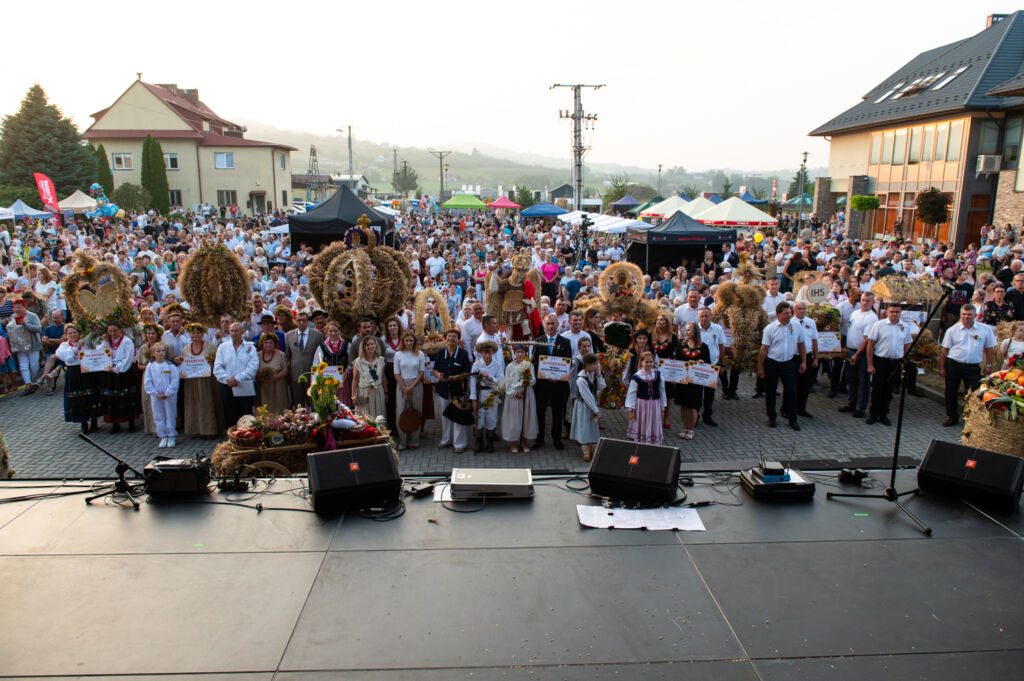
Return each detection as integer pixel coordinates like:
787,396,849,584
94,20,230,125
0,469,1022,680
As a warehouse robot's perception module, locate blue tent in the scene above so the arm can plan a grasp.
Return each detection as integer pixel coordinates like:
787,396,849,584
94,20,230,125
5,199,53,219
738,190,768,205
705,193,724,205
610,194,640,209
678,192,692,201
521,202,568,217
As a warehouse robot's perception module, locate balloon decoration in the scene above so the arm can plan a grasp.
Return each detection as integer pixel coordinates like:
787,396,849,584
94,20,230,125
754,232,764,244
85,182,122,220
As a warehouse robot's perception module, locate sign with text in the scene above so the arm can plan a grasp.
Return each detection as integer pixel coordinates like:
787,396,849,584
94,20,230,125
537,355,571,381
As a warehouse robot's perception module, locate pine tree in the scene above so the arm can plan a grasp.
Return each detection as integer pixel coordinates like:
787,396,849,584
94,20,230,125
0,84,95,194
142,136,169,214
94,144,113,196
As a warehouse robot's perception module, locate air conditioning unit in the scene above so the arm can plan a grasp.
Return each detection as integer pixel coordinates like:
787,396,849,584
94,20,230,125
976,155,1001,175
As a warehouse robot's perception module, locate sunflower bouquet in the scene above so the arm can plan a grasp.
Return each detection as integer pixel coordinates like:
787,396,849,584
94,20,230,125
299,362,341,424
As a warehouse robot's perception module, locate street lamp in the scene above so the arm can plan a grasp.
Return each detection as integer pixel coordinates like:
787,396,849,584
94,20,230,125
657,164,662,196
336,126,354,178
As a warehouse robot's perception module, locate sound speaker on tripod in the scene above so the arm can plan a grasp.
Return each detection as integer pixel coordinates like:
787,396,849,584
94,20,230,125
917,439,1023,511
588,438,681,503
307,444,402,515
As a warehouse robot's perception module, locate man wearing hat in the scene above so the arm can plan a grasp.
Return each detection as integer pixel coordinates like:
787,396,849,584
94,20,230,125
251,314,286,351
309,309,328,334
470,339,503,452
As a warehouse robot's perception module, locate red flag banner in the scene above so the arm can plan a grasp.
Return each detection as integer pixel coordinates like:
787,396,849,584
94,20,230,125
33,172,61,225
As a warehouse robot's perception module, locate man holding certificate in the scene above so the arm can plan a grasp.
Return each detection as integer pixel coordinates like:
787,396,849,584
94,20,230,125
533,314,572,450
214,322,259,427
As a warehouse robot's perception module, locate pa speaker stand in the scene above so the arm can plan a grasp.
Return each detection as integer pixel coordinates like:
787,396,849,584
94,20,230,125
825,290,951,536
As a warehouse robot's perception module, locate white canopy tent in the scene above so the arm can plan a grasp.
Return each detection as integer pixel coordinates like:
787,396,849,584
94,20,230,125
58,189,97,213
692,196,777,227
680,196,716,217
639,195,689,219
557,211,648,234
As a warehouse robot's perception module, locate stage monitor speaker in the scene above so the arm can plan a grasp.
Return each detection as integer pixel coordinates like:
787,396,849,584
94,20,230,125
588,438,680,503
307,444,402,515
918,439,1024,511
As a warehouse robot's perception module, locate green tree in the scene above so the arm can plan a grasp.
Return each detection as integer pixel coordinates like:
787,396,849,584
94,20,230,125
513,184,536,209
681,184,701,199
0,84,95,194
787,173,814,198
624,183,657,203
721,178,733,199
140,135,169,214
393,164,418,196
602,174,631,211
750,186,768,201
915,187,951,239
849,195,880,212
94,144,113,196
0,185,43,210
111,183,151,212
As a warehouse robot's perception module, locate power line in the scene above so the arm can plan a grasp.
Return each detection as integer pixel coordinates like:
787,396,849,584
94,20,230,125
551,83,604,211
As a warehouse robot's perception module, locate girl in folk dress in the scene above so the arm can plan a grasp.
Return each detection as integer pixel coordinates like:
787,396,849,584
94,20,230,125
381,316,403,433
256,333,291,414
352,335,386,419
181,323,224,437
570,353,605,461
500,344,538,453
626,351,667,445
470,339,504,453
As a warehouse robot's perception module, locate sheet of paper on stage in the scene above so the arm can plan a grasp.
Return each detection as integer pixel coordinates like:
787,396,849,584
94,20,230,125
433,483,454,502
576,505,705,531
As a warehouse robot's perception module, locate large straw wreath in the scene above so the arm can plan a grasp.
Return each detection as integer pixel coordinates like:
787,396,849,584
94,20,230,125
574,261,658,329
179,243,252,326
64,251,137,346
414,286,453,352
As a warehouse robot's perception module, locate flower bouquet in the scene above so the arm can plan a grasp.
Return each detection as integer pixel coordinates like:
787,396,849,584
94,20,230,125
299,362,341,425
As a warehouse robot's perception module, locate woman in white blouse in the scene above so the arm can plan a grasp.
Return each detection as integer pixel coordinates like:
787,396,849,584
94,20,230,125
98,321,142,434
392,330,425,450
55,326,100,434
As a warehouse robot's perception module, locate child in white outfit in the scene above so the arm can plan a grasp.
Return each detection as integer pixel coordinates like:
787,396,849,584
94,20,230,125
144,342,181,448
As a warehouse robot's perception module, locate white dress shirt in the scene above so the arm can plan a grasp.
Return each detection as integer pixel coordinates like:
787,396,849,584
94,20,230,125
698,322,726,365
941,322,996,364
761,320,805,362
674,304,700,328
161,329,189,360
214,340,259,396
762,293,786,321
101,336,136,373
794,316,818,348
867,319,913,359
846,308,878,350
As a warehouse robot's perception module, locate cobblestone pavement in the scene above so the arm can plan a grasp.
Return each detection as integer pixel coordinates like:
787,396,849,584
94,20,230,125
3,373,960,479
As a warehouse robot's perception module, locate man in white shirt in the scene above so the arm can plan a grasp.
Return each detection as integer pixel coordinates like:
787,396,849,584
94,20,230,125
792,302,819,419
425,250,446,278
828,287,859,397
476,315,506,374
460,300,485,357
939,304,996,427
673,290,702,329
213,322,259,426
757,301,806,430
839,291,878,418
864,303,914,425
697,307,726,427
761,278,785,321
559,311,589,357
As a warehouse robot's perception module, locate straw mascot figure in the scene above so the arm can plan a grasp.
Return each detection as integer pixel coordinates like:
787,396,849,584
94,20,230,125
485,253,542,341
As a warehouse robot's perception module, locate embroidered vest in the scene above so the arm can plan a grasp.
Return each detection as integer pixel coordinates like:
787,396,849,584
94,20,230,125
631,371,661,400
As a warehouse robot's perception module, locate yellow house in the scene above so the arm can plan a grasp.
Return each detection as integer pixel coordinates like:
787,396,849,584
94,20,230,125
84,78,296,215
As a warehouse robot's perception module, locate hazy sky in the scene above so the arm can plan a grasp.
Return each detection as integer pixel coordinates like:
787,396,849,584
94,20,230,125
1,1,1011,172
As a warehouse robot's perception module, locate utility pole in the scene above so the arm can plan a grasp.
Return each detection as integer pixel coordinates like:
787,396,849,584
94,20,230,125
400,160,409,198
336,126,354,178
657,164,662,196
392,148,398,195
429,149,452,203
798,151,809,228
551,83,603,211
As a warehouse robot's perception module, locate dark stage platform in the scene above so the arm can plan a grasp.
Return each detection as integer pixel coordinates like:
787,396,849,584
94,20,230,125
0,469,1022,680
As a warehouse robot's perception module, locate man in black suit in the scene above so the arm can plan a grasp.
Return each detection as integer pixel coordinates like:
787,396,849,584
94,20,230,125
533,313,572,449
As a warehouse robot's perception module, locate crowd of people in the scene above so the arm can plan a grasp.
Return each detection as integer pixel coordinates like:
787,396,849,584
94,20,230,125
1,202,1023,458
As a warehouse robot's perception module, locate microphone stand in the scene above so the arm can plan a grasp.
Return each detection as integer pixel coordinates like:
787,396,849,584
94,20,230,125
79,433,146,510
826,285,952,536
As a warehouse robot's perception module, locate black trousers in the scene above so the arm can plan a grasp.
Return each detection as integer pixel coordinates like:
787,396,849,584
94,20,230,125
869,356,901,418
534,379,568,443
723,368,741,396
796,360,818,412
944,360,981,420
829,336,847,391
764,358,797,422
219,383,255,428
699,386,716,419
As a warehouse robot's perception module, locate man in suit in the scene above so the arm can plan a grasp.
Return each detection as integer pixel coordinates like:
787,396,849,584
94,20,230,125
285,310,323,408
533,313,573,449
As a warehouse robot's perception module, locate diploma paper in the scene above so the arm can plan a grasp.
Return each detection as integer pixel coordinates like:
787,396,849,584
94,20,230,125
179,355,211,379
79,348,112,373
658,358,689,384
537,355,571,381
687,362,720,388
816,331,841,353
723,329,734,347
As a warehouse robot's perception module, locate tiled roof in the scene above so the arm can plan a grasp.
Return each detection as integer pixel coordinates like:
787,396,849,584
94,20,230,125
810,12,1024,136
83,130,203,140
986,69,1024,96
198,132,297,151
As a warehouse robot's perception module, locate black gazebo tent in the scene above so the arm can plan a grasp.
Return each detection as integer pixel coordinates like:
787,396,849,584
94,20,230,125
288,186,395,252
626,211,737,273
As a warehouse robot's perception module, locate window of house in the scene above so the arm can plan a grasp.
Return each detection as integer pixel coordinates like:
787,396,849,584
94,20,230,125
874,82,905,104
979,120,999,155
881,131,894,164
214,152,235,169
1004,117,1022,164
892,129,907,165
946,120,964,162
923,127,935,162
279,153,286,170
935,124,948,161
281,190,288,206
202,120,211,132
869,133,881,165
216,190,237,206
168,190,182,206
908,127,922,164
931,65,969,91
164,153,179,171
112,153,133,170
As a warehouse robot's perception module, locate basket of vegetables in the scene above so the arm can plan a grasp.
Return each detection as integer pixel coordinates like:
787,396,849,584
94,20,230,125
227,425,264,448
961,356,1024,458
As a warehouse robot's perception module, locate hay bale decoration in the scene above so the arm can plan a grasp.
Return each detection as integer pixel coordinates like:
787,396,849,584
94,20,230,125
414,287,453,353
713,281,769,371
64,251,138,347
179,243,252,326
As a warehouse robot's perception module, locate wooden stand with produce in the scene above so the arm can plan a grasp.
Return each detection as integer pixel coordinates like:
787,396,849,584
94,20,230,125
961,355,1024,459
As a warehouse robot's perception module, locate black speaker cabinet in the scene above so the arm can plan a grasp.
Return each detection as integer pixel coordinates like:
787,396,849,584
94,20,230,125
918,440,1024,511
307,444,402,515
588,438,681,503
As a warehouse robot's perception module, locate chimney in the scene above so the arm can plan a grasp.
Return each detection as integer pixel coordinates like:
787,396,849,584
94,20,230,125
987,13,1008,28
180,89,200,107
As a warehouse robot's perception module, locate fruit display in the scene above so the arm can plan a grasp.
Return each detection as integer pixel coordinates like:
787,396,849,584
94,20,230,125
973,356,1024,419
230,407,318,447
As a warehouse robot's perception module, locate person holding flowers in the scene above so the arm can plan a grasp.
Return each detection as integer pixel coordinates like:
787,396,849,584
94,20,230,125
256,332,290,415
470,339,503,452
352,335,386,419
181,322,224,437
501,343,538,453
312,320,349,402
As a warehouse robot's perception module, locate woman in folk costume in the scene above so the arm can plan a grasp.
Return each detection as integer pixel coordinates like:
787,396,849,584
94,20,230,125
625,351,667,445
55,325,101,434
470,339,503,453
181,322,224,437
674,322,710,441
381,316,403,434
500,343,538,453
351,335,386,420
98,321,142,434
432,328,473,453
143,341,181,449
312,321,349,401
135,323,164,437
256,332,291,414
570,353,604,461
